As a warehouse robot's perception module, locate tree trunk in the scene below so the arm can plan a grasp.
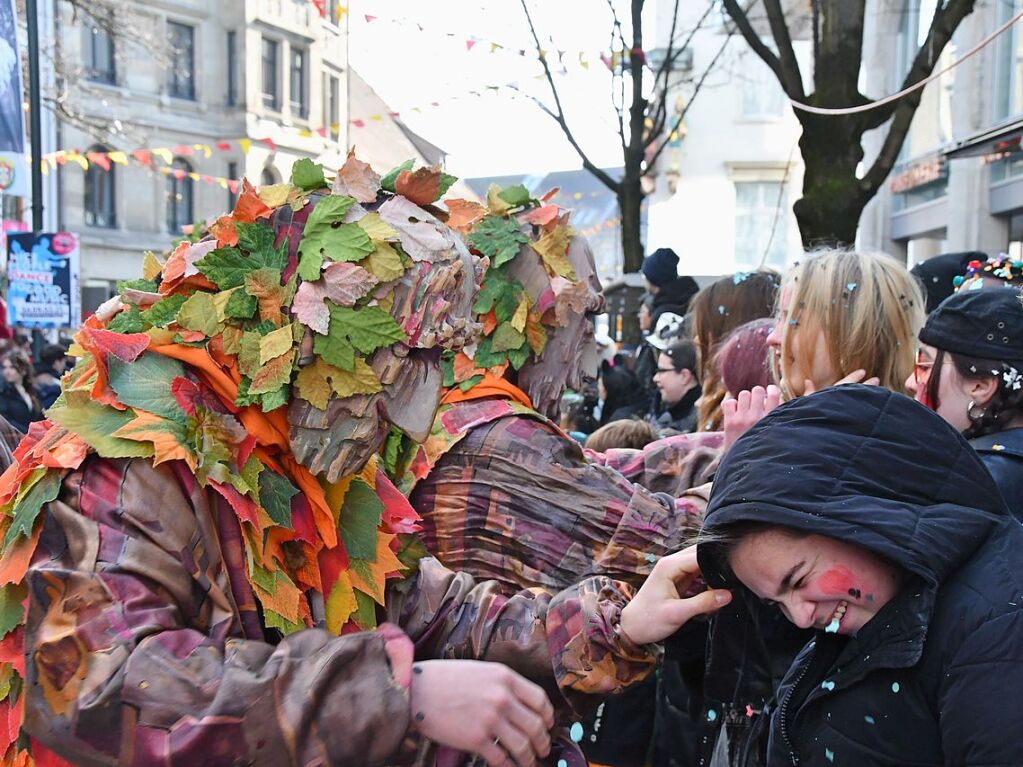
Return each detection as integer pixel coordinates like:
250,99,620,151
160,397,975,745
619,176,645,274
793,113,868,248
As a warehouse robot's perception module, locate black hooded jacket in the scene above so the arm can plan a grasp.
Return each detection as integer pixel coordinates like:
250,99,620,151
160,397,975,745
699,385,1023,767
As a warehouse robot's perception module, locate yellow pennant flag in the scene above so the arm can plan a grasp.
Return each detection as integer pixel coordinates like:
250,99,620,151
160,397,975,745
193,144,213,158
239,138,252,154
152,147,173,165
107,151,129,165
188,172,200,181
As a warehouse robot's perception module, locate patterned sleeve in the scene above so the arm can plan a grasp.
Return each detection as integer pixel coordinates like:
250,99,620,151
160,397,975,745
22,457,414,767
388,557,658,707
586,431,723,497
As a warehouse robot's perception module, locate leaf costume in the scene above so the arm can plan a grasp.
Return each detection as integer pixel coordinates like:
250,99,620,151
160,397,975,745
0,157,655,766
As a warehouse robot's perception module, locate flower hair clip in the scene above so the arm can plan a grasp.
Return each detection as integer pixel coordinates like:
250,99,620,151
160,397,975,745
1002,366,1023,391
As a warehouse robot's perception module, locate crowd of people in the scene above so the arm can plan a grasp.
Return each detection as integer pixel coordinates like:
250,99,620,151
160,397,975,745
0,154,1018,767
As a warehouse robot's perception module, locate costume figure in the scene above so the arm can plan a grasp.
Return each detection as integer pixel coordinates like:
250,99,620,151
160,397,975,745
0,157,655,767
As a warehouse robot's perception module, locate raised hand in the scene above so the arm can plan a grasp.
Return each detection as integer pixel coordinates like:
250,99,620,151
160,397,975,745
721,384,782,453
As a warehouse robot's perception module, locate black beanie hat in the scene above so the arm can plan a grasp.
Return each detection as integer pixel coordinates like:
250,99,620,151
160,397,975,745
642,247,679,288
919,287,1023,362
910,251,987,313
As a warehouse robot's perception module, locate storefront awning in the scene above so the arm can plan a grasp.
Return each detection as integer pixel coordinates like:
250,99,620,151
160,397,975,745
945,117,1023,159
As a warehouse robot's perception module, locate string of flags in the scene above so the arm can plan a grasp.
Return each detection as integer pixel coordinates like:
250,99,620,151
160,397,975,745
345,5,635,73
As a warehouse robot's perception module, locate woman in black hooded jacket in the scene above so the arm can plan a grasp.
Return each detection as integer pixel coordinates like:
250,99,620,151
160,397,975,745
691,384,1023,766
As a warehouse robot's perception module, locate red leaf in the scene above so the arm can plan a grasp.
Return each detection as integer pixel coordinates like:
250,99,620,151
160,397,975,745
80,327,150,363
375,471,421,534
211,482,262,529
0,628,23,678
233,179,274,223
395,166,443,206
171,377,200,416
519,204,560,227
318,540,351,595
541,187,560,202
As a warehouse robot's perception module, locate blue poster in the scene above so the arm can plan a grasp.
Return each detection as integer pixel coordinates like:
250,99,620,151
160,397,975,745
7,232,81,327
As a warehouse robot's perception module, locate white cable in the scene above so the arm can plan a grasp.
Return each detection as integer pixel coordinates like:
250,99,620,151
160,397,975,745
790,7,1023,116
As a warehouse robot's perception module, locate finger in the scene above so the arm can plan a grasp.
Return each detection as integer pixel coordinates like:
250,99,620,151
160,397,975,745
838,369,867,385
721,397,737,419
766,384,782,410
505,698,552,760
666,589,733,626
865,376,880,386
477,740,513,767
748,385,767,417
509,673,555,729
736,388,751,412
493,718,538,767
653,546,701,583
803,378,816,395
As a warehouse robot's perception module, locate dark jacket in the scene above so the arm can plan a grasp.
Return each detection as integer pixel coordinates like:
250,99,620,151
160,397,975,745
970,427,1023,523
700,385,1023,767
653,386,700,434
0,383,39,434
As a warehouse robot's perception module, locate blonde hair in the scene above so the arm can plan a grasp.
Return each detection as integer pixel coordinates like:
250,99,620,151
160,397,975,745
779,249,923,398
584,419,658,452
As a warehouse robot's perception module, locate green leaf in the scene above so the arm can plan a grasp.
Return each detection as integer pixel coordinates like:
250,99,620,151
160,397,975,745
258,469,298,528
350,589,378,630
250,562,277,593
324,224,374,264
118,278,158,294
260,385,289,412
497,184,532,208
339,478,384,560
107,353,187,422
196,247,256,290
438,172,458,198
313,332,356,371
380,159,415,193
47,391,155,459
473,272,524,320
0,583,26,639
107,308,147,334
297,196,358,280
507,343,531,370
291,158,327,191
473,336,509,370
264,607,305,635
140,294,188,328
224,288,258,319
491,322,526,353
176,292,222,337
459,374,484,391
236,222,289,273
440,350,456,388
4,471,60,548
467,216,528,268
326,304,405,355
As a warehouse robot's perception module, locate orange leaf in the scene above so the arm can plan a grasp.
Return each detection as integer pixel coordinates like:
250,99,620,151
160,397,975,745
444,199,487,233
160,240,192,285
349,532,405,605
453,351,480,383
0,523,41,586
540,187,560,202
395,166,442,207
79,327,150,363
519,204,560,227
210,215,239,247
483,309,498,335
111,412,195,469
233,179,274,223
254,573,303,623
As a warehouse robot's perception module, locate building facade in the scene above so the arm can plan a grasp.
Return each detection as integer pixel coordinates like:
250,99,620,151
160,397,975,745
859,0,1023,265
644,0,810,279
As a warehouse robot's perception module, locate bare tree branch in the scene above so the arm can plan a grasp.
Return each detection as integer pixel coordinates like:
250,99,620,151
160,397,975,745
646,29,733,167
762,0,805,97
861,0,976,130
518,0,620,192
721,0,794,96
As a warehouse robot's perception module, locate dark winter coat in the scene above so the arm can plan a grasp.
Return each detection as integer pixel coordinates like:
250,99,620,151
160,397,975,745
970,427,1023,523
700,385,1023,767
0,383,39,434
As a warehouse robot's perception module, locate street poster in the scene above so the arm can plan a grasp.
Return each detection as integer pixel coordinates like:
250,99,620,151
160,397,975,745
0,0,27,198
7,232,81,328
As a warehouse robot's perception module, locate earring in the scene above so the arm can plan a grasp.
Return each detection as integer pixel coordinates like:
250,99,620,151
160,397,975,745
967,400,987,422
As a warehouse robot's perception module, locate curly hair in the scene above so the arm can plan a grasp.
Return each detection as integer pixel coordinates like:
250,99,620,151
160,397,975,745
925,349,1023,439
3,350,40,412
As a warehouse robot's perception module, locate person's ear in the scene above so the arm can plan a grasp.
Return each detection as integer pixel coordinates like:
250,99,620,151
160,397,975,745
681,368,695,387
968,375,1000,407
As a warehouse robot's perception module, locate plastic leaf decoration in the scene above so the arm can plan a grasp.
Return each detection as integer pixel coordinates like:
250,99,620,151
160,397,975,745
177,291,222,337
291,158,328,191
355,212,399,242
338,478,384,559
233,180,274,223
377,196,451,262
444,199,488,233
467,216,528,268
380,159,415,193
394,166,445,206
258,470,299,528
361,242,405,283
293,262,378,335
3,472,60,548
297,196,372,280
531,223,577,280
552,276,594,326
78,327,150,363
47,390,155,459
336,148,382,203
107,354,187,422
111,411,194,468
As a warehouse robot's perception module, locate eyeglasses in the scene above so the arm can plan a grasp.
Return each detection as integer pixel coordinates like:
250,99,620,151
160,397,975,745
913,350,951,386
655,367,676,374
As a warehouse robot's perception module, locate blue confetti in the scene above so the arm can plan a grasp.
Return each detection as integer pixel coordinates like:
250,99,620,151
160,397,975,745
864,715,876,725
820,680,835,691
825,747,835,762
846,282,857,292
558,761,568,767
707,709,718,722
570,722,584,742
891,682,900,693
825,617,840,634
733,272,750,284
718,305,727,315
645,553,657,563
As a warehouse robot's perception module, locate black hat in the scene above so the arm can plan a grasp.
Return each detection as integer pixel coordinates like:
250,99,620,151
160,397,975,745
642,247,679,288
919,287,1023,362
910,251,986,313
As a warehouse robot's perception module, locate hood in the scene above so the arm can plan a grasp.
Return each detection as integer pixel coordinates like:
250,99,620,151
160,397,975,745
699,385,1009,589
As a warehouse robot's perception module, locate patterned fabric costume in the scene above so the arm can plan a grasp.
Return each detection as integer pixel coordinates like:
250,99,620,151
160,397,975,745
0,158,655,767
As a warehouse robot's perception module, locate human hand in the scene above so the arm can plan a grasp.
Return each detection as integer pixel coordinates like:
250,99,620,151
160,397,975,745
620,547,732,646
408,659,555,766
803,369,880,395
721,385,782,453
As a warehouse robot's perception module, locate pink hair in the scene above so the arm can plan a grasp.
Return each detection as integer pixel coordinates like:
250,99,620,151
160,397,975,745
716,318,774,397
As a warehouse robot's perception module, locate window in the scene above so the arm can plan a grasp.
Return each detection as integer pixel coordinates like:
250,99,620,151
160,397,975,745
262,38,280,110
290,48,308,118
84,145,116,228
734,181,788,270
167,21,196,100
166,157,194,233
226,31,238,107
227,161,239,208
84,20,115,84
328,0,343,24
323,73,340,140
896,0,953,159
741,55,783,118
996,0,1023,120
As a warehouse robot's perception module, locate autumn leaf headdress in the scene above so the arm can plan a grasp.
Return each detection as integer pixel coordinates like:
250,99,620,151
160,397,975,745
440,184,595,392
0,154,482,764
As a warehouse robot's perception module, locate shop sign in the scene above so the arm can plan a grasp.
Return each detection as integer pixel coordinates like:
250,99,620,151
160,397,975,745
889,156,948,194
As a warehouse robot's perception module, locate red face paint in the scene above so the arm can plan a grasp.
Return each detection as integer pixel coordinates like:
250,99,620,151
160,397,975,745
818,566,857,597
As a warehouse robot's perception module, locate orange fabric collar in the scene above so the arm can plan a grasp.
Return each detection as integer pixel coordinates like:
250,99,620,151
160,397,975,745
440,372,533,409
